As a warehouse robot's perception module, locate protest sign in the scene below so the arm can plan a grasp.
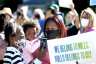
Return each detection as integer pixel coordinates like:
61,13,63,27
47,31,96,64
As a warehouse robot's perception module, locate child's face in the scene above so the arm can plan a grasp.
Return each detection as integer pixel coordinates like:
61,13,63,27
25,27,36,41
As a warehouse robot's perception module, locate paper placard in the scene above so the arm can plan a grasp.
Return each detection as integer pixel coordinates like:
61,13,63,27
47,31,96,64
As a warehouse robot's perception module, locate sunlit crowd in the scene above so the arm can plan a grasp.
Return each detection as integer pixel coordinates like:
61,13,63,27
0,3,96,64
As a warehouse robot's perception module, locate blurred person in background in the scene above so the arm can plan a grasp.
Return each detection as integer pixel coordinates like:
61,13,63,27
64,4,80,36
3,23,25,64
0,7,15,26
32,8,45,38
0,7,25,40
15,23,26,49
16,5,30,26
2,8,26,49
45,8,56,19
32,16,67,64
79,7,96,33
45,4,64,24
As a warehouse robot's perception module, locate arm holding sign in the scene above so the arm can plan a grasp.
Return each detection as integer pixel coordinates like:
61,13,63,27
32,37,50,64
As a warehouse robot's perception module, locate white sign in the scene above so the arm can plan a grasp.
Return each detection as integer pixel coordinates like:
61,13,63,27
90,0,96,6
47,31,96,64
59,0,73,8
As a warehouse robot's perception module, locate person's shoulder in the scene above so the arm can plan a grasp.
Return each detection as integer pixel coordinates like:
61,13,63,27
6,47,20,54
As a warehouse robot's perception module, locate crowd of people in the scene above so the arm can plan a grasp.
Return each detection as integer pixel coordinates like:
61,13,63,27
0,3,96,64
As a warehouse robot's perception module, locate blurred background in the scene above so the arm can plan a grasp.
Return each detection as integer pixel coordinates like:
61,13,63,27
0,0,95,13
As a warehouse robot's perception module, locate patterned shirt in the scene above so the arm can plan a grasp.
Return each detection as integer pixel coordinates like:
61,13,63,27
3,47,25,64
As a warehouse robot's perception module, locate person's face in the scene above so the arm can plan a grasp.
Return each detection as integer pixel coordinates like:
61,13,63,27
9,33,18,47
45,21,60,39
81,11,92,28
25,27,36,41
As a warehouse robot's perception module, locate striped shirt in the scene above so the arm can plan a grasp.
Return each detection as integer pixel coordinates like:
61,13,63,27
3,47,25,64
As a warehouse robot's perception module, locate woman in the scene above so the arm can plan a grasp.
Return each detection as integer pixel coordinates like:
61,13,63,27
44,16,67,39
3,23,25,64
79,7,95,33
16,6,30,26
65,5,80,36
32,16,67,64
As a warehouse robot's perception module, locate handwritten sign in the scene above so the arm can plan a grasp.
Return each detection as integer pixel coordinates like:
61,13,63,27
47,31,96,64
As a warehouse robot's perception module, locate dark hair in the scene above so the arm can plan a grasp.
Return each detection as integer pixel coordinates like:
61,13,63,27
60,7,71,15
51,9,57,15
4,23,15,45
22,22,37,33
44,16,67,38
34,14,40,19
0,14,5,32
44,17,60,29
17,12,23,17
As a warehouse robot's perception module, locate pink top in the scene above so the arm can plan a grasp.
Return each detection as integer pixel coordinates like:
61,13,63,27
22,38,40,64
33,48,50,64
22,38,50,64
